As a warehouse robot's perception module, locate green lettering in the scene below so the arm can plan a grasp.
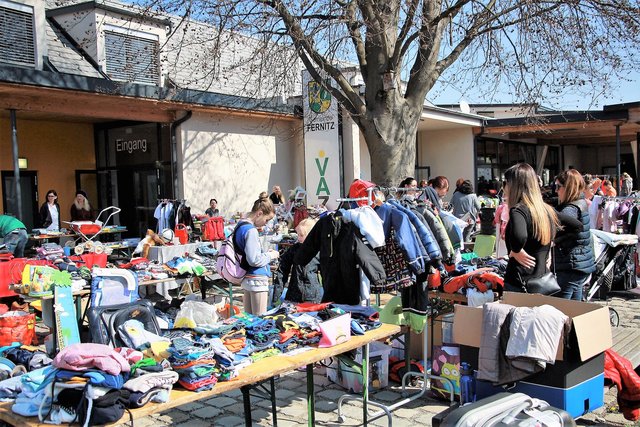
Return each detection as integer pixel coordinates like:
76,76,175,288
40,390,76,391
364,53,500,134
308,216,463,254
315,157,329,176
316,177,330,195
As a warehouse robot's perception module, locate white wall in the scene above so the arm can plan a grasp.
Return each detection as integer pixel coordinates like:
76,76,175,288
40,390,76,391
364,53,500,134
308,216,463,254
418,127,475,201
178,112,303,216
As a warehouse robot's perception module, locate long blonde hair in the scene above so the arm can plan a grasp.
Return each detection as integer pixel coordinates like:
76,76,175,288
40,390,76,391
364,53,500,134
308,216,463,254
504,163,559,245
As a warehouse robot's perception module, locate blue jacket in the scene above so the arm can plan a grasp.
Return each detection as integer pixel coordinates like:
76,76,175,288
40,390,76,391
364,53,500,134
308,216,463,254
388,199,442,263
374,203,426,275
554,199,596,274
234,221,272,278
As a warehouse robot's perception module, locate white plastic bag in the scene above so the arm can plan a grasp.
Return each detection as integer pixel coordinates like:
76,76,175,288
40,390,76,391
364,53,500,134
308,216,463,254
173,300,219,328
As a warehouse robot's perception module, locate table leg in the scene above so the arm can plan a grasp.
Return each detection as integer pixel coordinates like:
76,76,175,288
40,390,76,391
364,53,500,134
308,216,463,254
306,363,315,426
270,377,278,427
241,385,252,426
363,343,369,425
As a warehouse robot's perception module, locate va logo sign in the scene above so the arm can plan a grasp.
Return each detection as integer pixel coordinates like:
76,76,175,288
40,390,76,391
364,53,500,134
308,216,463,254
308,81,331,114
315,150,330,205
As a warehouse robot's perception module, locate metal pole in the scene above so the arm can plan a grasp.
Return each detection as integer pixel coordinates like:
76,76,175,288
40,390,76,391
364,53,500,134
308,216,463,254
616,124,621,194
10,109,22,217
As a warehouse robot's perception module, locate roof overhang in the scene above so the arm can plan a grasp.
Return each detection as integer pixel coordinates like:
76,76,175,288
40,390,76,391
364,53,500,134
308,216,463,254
0,65,296,123
479,108,640,146
418,105,484,131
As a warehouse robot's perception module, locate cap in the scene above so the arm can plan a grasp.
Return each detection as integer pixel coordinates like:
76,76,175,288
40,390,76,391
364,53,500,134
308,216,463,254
76,190,87,198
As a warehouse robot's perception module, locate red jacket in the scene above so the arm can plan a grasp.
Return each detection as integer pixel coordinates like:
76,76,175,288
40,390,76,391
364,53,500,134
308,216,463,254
604,348,640,421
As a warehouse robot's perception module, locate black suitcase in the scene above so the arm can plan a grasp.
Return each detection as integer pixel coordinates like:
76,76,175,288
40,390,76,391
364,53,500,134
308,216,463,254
432,392,575,427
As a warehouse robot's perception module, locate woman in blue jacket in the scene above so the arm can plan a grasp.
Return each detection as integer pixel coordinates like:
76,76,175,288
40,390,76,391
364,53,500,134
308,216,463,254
235,196,279,315
553,169,596,300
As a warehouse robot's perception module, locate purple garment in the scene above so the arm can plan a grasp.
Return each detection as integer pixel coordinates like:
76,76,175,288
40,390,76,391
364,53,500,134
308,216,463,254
53,343,130,375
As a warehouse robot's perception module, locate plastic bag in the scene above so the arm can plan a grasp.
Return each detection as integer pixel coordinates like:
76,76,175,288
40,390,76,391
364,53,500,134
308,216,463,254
173,301,220,328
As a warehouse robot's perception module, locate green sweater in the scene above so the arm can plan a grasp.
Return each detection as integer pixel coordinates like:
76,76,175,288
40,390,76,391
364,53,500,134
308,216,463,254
0,215,25,238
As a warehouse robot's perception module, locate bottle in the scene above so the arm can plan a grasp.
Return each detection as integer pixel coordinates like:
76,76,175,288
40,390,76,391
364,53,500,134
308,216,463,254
459,362,476,405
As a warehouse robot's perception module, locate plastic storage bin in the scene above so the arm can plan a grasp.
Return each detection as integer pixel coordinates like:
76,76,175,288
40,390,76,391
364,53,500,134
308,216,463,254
326,341,392,393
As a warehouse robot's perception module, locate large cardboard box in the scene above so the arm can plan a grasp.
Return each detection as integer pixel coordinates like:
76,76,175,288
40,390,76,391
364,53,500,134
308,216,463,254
452,292,612,361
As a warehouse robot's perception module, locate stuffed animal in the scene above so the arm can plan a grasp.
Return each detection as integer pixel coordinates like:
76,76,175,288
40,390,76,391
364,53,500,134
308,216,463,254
133,229,166,259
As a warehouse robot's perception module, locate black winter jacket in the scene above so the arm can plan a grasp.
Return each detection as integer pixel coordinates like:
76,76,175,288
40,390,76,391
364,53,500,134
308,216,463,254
294,213,386,305
554,199,596,274
273,243,322,303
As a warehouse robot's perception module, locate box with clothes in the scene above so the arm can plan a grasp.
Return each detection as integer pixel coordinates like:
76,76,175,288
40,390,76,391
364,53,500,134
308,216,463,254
326,341,392,392
452,292,610,418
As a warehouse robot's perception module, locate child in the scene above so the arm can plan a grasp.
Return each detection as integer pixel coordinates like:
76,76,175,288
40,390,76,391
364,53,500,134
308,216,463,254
273,218,322,304
235,196,279,315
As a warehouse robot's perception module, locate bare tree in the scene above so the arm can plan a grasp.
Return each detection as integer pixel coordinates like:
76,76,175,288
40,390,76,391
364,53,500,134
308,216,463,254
142,0,640,185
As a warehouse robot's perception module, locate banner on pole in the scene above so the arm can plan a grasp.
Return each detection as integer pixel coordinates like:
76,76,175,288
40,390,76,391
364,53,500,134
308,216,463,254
302,70,341,210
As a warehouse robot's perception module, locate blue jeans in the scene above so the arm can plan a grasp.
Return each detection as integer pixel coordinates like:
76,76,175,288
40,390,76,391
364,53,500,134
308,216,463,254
2,228,28,257
555,270,590,301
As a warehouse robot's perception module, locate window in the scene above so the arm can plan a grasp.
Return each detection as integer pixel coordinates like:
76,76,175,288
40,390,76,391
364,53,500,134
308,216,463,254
105,30,159,85
0,4,35,67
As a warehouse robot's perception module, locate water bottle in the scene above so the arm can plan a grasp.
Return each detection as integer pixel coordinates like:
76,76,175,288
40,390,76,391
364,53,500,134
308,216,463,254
459,362,476,404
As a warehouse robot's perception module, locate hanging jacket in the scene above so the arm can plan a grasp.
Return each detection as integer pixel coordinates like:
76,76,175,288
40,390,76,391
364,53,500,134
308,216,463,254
388,199,441,264
273,243,322,303
374,203,426,275
294,213,386,305
419,204,454,262
554,199,596,274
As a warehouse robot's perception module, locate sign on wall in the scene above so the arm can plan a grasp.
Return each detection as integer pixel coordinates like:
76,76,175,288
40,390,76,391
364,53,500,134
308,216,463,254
108,123,158,166
302,70,341,210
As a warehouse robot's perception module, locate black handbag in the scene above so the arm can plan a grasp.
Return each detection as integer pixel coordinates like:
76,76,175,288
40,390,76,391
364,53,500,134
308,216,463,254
523,271,561,295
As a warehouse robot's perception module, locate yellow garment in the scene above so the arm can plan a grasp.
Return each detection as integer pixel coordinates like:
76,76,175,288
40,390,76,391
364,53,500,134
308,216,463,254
144,341,171,361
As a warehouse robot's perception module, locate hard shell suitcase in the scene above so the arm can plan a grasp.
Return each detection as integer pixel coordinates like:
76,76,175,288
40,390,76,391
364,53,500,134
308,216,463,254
432,392,575,427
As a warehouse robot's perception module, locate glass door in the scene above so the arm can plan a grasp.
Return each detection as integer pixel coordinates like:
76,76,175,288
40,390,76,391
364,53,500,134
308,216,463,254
2,171,38,231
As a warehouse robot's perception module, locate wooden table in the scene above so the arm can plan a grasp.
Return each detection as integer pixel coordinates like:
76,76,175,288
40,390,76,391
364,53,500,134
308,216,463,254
0,323,401,427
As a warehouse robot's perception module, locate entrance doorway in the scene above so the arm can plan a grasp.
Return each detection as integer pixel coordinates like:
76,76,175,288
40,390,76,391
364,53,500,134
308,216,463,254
1,171,38,231
116,167,160,237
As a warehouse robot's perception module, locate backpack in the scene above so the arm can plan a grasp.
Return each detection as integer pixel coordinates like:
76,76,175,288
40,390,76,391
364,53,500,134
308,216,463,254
388,357,425,384
203,216,225,241
216,222,249,285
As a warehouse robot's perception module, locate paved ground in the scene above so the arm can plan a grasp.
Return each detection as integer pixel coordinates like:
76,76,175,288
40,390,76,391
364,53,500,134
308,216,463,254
116,293,640,427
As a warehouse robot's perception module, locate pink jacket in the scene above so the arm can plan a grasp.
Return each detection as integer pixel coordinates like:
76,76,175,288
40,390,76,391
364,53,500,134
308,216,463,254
53,343,130,375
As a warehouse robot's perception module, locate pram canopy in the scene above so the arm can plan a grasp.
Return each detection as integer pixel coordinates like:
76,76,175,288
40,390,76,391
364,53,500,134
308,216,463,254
588,229,638,299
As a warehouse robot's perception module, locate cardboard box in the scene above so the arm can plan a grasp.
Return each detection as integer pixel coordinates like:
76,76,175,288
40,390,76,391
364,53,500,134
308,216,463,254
326,341,392,393
452,292,612,361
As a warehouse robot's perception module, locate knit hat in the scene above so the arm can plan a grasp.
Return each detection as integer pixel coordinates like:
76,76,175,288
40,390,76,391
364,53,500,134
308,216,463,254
75,190,87,198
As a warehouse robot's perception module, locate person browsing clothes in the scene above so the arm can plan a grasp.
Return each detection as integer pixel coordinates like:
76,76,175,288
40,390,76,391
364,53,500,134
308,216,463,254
0,215,28,257
234,196,280,315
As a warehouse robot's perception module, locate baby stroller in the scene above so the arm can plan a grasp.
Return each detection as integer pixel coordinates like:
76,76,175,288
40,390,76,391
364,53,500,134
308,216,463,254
584,229,638,327
63,206,121,255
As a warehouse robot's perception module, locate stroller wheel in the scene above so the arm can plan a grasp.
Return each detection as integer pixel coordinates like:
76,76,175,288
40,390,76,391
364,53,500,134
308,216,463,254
609,307,620,327
74,244,84,255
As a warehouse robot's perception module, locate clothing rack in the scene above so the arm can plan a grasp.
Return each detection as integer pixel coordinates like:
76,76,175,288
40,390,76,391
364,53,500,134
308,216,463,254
336,186,455,423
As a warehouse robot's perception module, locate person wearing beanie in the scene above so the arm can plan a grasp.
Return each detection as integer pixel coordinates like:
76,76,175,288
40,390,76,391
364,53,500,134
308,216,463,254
70,190,94,221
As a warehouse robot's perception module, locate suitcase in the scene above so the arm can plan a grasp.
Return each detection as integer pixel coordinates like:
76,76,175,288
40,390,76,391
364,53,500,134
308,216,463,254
432,392,575,427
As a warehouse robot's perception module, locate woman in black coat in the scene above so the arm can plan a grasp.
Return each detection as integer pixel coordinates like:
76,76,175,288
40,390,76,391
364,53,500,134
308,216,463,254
38,189,61,231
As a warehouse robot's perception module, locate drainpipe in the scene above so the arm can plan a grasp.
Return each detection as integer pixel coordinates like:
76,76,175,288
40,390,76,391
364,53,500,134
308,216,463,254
10,110,22,217
170,111,193,199
616,124,621,194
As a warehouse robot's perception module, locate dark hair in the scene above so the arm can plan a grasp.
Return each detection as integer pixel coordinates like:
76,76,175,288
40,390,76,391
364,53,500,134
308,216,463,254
251,197,275,215
75,189,87,198
398,177,416,188
47,189,58,197
431,176,449,190
209,198,217,204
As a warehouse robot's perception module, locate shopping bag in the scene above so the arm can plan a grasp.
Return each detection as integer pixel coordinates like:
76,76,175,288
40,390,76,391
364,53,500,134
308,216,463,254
318,313,351,348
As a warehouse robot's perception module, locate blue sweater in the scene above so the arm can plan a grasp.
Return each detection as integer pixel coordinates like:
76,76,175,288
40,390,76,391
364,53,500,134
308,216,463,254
234,221,272,278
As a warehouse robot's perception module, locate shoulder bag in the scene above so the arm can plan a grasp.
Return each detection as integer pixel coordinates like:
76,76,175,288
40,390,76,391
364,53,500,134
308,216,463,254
517,248,561,296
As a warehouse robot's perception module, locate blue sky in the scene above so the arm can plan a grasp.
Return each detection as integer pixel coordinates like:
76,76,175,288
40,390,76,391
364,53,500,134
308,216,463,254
428,70,640,111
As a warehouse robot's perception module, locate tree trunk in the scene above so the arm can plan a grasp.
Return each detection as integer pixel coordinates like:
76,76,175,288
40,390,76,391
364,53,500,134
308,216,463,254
360,97,420,187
